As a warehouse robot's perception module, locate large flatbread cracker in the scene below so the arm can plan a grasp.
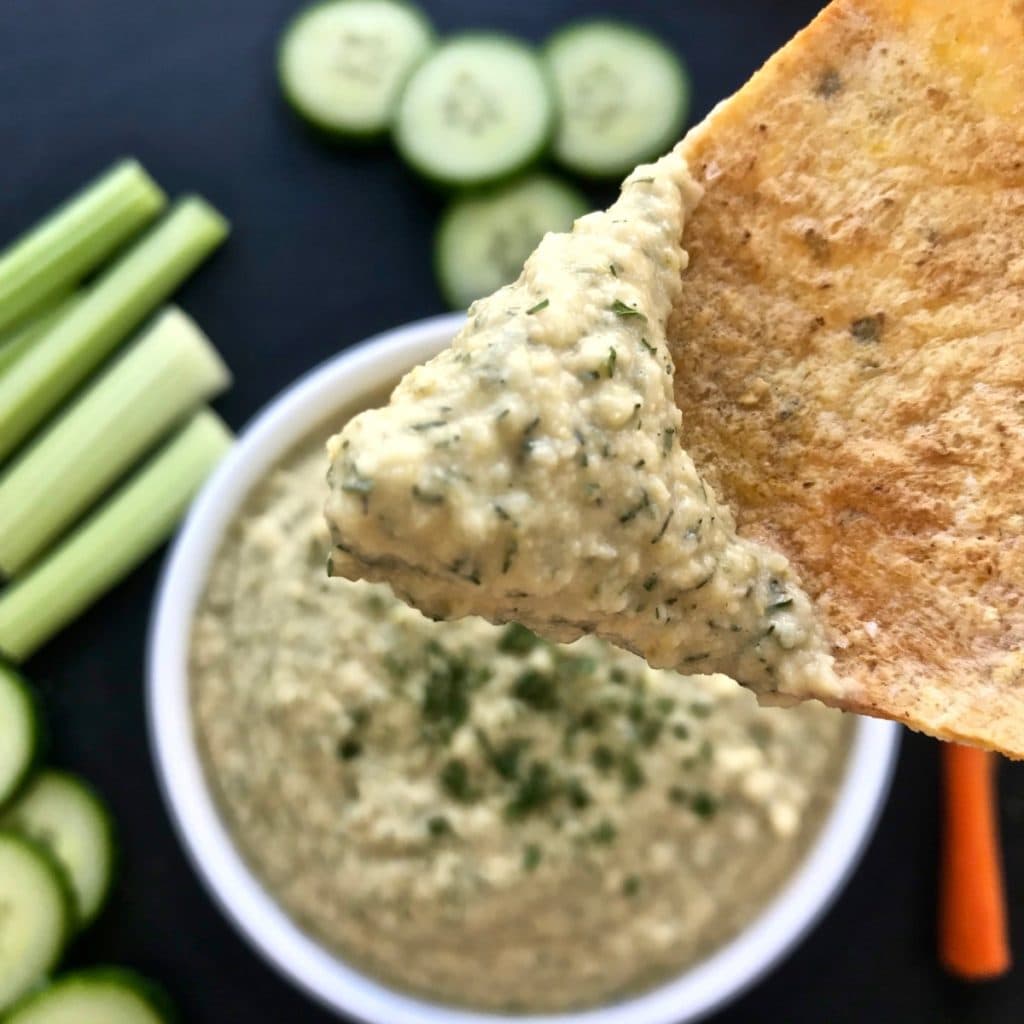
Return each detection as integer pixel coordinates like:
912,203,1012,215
669,0,1024,754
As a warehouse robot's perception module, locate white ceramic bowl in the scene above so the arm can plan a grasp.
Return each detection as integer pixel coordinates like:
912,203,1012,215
147,313,900,1024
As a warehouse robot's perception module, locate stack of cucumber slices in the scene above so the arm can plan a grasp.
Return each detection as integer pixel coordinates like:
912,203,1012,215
0,665,172,1022
278,0,691,308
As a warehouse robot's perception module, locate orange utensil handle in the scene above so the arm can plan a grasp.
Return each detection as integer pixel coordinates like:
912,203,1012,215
939,743,1011,979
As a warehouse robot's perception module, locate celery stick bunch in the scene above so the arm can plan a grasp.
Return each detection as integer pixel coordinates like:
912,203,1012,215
0,159,235,659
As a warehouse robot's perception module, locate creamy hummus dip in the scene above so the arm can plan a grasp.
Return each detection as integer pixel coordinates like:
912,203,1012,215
324,147,839,704
192,432,852,1012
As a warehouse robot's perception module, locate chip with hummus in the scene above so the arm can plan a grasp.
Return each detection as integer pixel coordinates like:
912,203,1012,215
327,0,1024,757
326,151,839,703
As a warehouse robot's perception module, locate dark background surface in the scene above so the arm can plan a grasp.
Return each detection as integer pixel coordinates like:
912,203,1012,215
1,1,1021,1021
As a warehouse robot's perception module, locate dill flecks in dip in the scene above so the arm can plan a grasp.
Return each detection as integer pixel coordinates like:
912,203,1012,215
324,146,840,703
191,435,852,1013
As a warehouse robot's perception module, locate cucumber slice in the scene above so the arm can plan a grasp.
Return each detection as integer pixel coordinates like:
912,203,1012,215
6,968,173,1024
395,34,554,187
0,665,44,809
0,831,72,1013
544,20,690,178
278,0,435,138
2,771,115,927
435,174,589,309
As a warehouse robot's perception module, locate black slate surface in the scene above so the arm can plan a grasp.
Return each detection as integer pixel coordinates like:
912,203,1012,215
0,1,1021,1021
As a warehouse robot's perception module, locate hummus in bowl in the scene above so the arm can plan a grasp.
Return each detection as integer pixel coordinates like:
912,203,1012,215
148,314,899,1024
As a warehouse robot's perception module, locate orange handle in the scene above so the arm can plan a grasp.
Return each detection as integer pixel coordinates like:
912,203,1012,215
939,743,1011,979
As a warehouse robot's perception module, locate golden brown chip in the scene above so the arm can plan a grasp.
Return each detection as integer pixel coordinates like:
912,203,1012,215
670,0,1024,755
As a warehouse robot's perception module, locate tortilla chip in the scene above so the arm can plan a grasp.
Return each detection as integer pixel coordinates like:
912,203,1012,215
669,0,1024,755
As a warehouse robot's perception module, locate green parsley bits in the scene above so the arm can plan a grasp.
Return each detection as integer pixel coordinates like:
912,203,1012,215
498,622,543,654
428,815,453,837
440,758,476,802
513,669,560,710
523,843,543,871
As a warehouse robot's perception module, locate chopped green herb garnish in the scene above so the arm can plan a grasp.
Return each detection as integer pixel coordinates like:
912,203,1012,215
557,654,598,680
428,815,452,837
655,697,675,715
337,738,362,760
565,777,591,809
440,759,476,803
638,718,662,747
620,753,646,791
668,785,689,805
662,427,676,455
691,792,718,819
768,597,794,611
591,744,616,774
672,722,690,740
622,875,642,897
520,416,541,459
639,336,656,355
411,484,445,505
502,538,518,574
606,347,617,378
590,819,617,844
610,299,646,320
506,761,556,818
609,667,628,685
690,703,712,719
619,489,650,524
477,731,530,781
523,843,543,871
609,263,618,277
382,653,407,681
642,573,658,592
513,669,559,711
498,622,542,655
422,655,474,732
526,298,549,315
410,420,447,431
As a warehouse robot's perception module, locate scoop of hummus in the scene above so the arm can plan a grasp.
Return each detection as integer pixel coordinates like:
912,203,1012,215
325,147,837,701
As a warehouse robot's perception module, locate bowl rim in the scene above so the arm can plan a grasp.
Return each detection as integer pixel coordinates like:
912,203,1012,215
147,311,901,1024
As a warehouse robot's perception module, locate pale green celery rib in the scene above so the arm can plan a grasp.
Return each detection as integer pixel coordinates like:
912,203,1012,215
0,196,229,463
0,307,231,577
0,292,84,377
0,159,166,336
0,410,233,662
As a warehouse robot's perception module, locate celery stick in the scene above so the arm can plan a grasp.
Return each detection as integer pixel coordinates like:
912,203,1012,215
0,197,228,463
0,307,231,577
0,410,232,662
0,160,166,335
0,293,83,377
